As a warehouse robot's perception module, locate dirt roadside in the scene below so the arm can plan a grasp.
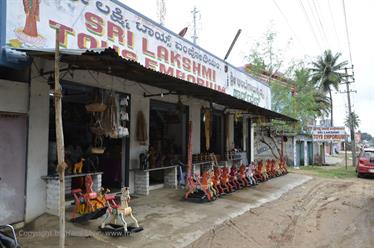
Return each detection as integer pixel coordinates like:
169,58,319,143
187,174,374,248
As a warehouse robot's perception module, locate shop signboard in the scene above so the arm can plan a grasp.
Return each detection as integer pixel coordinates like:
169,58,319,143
308,126,348,142
4,0,271,109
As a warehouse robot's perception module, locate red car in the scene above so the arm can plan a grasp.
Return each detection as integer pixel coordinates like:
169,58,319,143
356,148,374,177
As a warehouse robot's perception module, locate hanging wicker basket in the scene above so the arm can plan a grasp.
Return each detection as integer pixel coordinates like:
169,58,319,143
91,147,106,154
85,103,107,112
91,136,105,154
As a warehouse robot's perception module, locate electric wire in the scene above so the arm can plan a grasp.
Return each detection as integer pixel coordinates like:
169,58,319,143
307,0,329,48
313,0,330,48
342,0,353,63
272,0,306,51
328,0,342,51
297,0,322,50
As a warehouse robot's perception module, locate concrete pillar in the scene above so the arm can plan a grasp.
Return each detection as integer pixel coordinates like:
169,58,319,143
134,170,149,195
164,167,177,189
243,118,248,152
25,79,50,222
226,115,234,151
293,138,297,167
250,122,255,163
304,141,308,166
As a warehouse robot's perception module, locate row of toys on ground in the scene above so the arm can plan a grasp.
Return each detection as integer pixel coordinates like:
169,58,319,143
184,159,288,202
70,175,143,237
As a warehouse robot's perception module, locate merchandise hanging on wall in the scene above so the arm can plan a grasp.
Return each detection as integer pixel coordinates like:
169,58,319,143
136,111,148,145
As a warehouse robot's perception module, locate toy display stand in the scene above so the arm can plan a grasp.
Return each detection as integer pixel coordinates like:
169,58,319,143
99,224,143,237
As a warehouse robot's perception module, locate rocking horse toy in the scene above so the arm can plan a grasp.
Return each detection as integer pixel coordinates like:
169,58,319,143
70,175,107,222
246,162,257,186
184,172,216,202
99,187,143,236
238,164,250,187
211,167,224,196
229,165,241,190
221,167,234,193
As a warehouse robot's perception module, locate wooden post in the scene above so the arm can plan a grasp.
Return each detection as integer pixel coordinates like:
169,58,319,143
54,27,66,248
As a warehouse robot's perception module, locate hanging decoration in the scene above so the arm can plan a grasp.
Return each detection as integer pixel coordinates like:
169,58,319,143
136,110,148,145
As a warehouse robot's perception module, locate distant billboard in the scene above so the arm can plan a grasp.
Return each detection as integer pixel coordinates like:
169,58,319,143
309,126,348,142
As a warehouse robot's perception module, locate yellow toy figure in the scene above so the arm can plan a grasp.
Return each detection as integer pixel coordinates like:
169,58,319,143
73,158,85,174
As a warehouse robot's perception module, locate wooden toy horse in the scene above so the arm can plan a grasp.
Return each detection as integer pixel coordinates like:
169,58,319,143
246,162,257,185
212,168,224,195
200,171,215,201
253,160,264,182
184,175,198,200
221,167,234,193
229,165,241,190
73,158,85,174
101,187,140,233
238,164,250,187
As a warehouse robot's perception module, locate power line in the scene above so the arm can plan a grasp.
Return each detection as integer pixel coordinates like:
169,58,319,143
342,0,353,63
328,0,342,51
272,0,306,51
310,0,330,48
297,0,322,50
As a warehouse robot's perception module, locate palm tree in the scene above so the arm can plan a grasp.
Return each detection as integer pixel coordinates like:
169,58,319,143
310,50,348,127
345,112,360,130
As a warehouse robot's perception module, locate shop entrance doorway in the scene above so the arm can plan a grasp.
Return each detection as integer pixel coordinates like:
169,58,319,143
148,100,188,186
48,82,130,193
200,110,226,155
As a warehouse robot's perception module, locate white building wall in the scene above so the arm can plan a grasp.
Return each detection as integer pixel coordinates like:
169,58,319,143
25,78,50,222
0,79,28,113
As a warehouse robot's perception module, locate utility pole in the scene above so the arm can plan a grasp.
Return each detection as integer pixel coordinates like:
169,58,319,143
191,6,199,44
54,27,67,248
340,66,357,167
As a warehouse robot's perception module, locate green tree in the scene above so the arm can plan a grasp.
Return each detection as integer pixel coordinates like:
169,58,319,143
310,50,348,127
345,112,360,130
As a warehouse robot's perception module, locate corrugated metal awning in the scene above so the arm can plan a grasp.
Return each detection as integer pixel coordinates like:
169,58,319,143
18,48,297,122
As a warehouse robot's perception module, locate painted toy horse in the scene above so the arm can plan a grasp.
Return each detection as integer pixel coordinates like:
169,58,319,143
238,164,250,187
101,187,140,233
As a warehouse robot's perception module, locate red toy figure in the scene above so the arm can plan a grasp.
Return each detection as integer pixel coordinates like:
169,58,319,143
270,159,278,177
200,171,214,201
184,175,198,199
265,160,273,179
239,164,250,187
221,167,234,193
229,165,241,190
211,168,224,196
253,160,264,182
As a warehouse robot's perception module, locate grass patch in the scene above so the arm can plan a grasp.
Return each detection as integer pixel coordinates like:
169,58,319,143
289,165,356,179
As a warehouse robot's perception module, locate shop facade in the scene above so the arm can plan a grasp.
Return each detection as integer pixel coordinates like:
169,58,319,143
0,0,295,224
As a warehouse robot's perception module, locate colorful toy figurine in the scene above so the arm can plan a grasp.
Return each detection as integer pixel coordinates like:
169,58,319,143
212,168,224,196
70,175,107,222
246,162,257,185
100,187,143,236
73,158,85,174
229,165,241,190
221,167,234,193
238,164,250,187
